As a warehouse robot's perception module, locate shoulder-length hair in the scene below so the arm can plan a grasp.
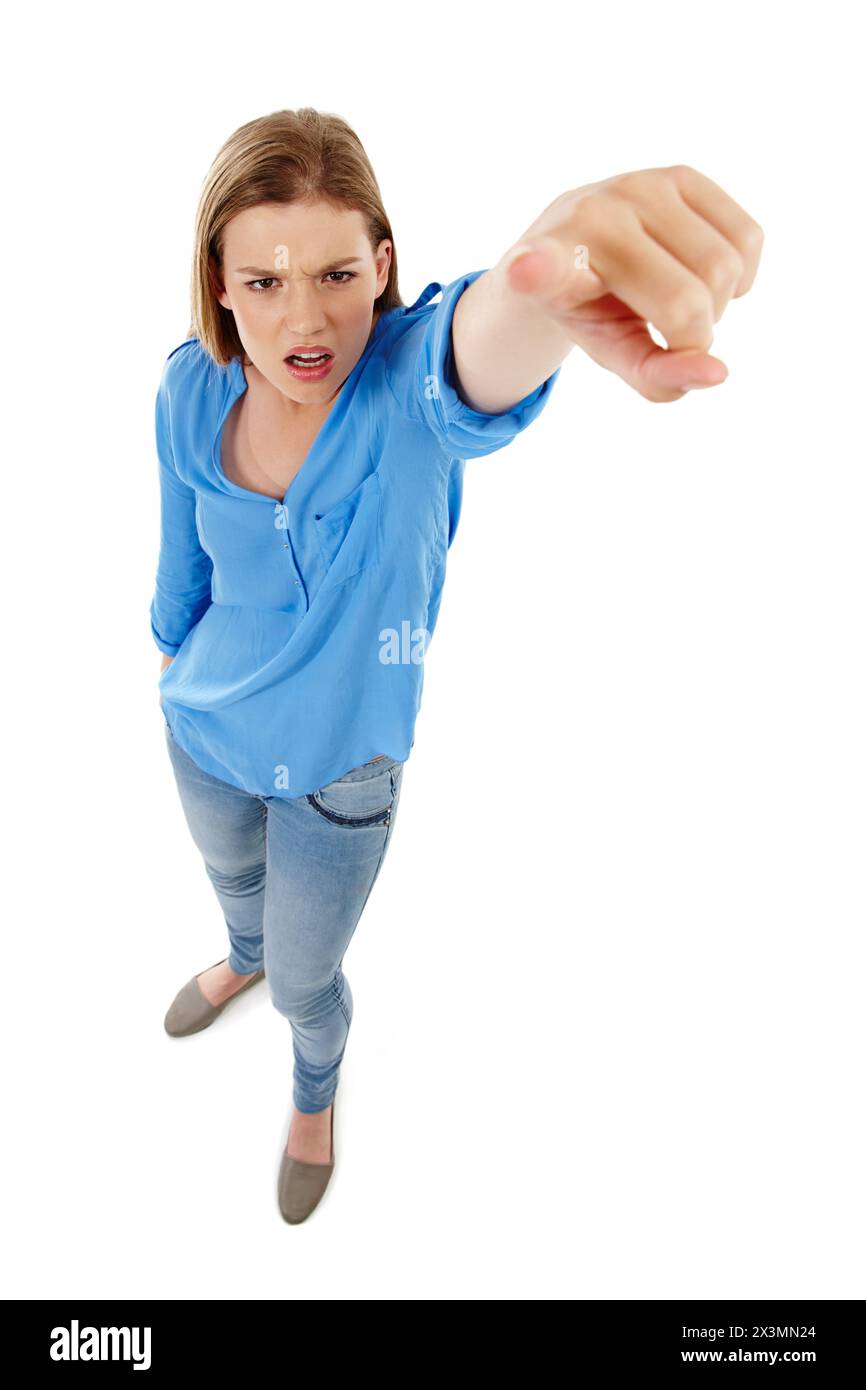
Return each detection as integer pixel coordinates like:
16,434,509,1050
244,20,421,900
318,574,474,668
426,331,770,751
187,107,404,365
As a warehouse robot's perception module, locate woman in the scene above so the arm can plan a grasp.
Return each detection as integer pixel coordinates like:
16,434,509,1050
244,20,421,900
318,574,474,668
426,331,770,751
151,108,762,1224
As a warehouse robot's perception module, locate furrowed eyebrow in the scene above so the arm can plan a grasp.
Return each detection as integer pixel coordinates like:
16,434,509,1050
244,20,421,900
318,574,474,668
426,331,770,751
235,257,365,277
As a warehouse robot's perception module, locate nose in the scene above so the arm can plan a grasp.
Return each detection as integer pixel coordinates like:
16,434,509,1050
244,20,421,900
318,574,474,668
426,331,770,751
283,281,328,336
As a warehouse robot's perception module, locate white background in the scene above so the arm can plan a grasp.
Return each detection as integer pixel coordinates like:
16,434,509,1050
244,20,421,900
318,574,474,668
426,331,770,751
2,0,863,1301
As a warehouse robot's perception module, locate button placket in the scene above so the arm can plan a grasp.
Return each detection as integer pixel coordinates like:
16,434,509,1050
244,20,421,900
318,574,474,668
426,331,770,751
274,501,308,607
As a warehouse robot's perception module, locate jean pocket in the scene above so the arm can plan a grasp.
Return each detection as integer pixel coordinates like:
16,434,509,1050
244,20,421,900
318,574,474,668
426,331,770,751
306,762,400,828
354,753,397,771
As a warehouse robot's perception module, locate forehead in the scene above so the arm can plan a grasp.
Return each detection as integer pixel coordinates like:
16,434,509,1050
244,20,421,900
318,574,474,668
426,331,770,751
222,200,368,259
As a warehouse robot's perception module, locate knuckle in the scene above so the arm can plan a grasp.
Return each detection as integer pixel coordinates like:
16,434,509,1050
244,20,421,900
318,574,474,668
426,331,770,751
548,187,580,219
571,193,606,239
665,285,714,337
742,218,765,257
703,251,743,298
576,189,633,238
611,169,656,200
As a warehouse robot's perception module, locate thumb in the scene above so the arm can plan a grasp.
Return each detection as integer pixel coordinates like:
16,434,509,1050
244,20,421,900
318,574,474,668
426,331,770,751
638,346,729,398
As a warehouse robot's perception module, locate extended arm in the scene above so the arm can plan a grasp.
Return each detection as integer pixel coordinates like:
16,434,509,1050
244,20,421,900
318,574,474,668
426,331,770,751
451,165,763,409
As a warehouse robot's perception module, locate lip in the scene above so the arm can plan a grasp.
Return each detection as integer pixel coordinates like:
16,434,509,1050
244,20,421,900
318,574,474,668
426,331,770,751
285,343,333,358
283,351,335,383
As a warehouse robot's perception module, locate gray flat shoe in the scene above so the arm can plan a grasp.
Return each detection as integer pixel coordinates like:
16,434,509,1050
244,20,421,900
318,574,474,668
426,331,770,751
164,957,266,1037
278,1097,336,1224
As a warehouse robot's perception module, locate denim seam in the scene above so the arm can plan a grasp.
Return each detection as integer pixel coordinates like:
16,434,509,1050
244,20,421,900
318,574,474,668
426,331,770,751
305,792,391,828
333,973,352,1028
334,769,399,982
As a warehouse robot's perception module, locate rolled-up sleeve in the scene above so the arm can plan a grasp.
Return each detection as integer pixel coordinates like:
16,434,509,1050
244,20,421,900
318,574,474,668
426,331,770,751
385,269,561,460
149,372,213,656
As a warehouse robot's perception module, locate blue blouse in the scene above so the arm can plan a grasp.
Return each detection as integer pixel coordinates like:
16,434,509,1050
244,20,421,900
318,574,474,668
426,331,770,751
150,269,561,798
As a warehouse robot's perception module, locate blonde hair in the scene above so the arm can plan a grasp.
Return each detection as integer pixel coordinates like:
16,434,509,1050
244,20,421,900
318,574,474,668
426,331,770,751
187,108,404,365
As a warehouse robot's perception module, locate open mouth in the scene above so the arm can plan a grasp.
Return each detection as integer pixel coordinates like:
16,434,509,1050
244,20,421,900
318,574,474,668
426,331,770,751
285,352,333,368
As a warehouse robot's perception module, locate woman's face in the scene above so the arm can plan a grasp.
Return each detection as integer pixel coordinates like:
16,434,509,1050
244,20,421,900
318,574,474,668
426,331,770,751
213,199,392,405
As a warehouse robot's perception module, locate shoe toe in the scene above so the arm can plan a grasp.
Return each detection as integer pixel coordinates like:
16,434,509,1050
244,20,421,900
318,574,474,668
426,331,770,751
164,977,217,1037
277,1153,334,1224
163,966,264,1037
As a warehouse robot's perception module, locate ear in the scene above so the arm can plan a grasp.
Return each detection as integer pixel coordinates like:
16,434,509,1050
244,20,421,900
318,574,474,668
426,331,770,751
376,240,392,297
208,255,229,310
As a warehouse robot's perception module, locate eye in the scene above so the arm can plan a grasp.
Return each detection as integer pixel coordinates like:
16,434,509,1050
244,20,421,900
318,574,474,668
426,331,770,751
244,271,357,293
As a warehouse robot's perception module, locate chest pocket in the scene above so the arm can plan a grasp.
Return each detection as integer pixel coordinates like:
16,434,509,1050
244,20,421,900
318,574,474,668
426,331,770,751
314,470,382,589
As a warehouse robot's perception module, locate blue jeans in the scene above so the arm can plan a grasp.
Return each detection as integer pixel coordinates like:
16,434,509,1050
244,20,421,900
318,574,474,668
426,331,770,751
163,719,405,1113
